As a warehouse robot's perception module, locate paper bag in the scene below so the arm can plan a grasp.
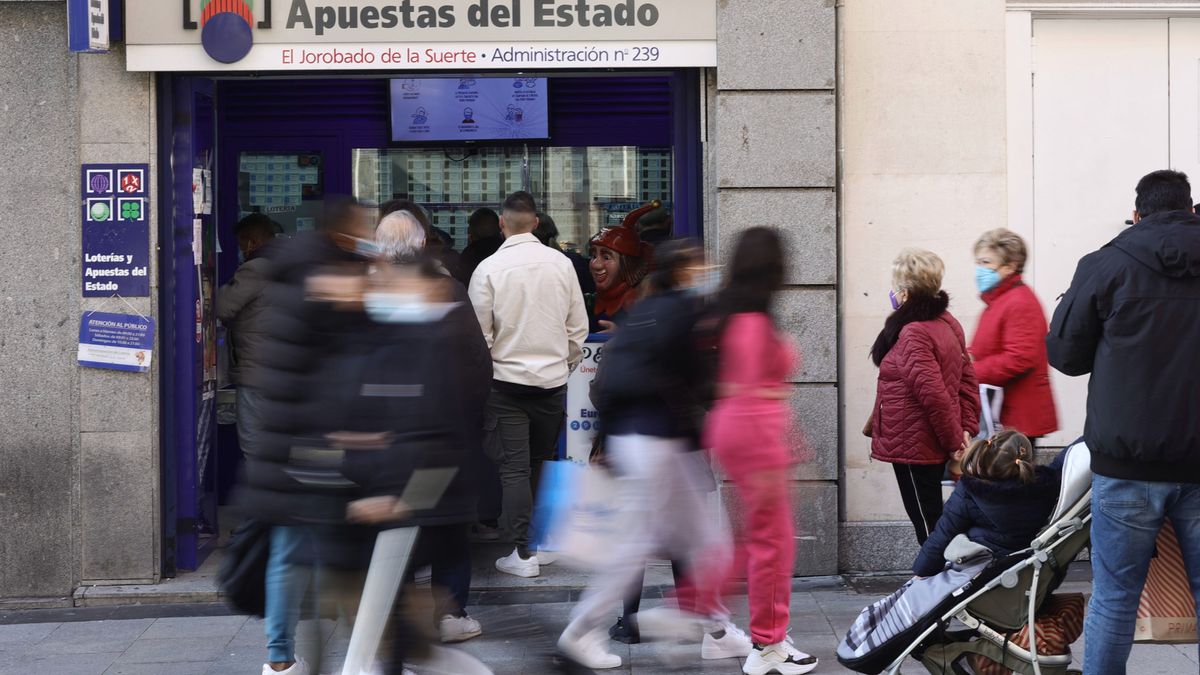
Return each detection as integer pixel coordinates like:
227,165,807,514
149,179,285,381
1135,518,1198,643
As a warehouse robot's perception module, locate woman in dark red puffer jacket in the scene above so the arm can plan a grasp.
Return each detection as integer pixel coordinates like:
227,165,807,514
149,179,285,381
969,229,1058,438
865,248,981,545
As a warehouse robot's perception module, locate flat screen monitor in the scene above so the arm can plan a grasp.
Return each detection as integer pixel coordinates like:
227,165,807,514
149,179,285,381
390,77,550,143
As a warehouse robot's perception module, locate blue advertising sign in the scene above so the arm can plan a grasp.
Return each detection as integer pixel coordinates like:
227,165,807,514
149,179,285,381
82,164,150,297
67,0,113,53
77,312,155,373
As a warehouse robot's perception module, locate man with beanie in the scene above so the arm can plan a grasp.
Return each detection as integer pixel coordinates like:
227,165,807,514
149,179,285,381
1047,169,1200,674
469,192,589,578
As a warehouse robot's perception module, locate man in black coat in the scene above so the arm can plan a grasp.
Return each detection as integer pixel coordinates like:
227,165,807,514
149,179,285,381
1046,169,1200,674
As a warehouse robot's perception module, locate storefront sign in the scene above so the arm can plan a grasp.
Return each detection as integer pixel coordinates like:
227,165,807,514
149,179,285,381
125,0,716,71
78,312,155,373
68,0,112,53
564,336,606,462
82,164,150,297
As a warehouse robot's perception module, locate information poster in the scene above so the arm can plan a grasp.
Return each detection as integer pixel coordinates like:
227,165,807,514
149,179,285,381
81,163,150,297
564,337,606,463
77,312,155,373
390,77,549,142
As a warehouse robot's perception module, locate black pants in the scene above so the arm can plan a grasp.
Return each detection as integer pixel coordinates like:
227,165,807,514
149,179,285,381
892,462,947,545
485,387,567,555
622,560,686,618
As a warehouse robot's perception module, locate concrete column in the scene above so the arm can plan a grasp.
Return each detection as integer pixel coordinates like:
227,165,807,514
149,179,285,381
0,1,81,600
77,44,159,584
712,0,839,575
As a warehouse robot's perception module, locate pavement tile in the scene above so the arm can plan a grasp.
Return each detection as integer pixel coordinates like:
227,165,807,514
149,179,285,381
105,662,212,675
37,619,157,655
0,622,59,644
0,651,121,675
140,616,248,640
114,637,232,664
1175,643,1199,665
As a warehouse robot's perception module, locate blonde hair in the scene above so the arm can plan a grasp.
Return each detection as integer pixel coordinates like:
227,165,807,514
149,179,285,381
892,248,945,296
376,211,426,263
961,430,1037,485
974,228,1028,274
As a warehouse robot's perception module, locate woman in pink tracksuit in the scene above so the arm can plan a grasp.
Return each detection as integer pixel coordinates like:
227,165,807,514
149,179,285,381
705,227,819,675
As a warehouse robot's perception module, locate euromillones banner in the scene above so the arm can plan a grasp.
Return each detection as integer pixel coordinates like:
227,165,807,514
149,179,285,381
125,0,716,71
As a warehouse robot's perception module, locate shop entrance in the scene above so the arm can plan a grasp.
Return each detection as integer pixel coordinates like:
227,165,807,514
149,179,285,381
159,71,703,575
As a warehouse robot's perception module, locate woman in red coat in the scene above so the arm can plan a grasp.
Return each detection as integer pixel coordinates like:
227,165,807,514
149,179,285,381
866,248,981,545
970,229,1058,438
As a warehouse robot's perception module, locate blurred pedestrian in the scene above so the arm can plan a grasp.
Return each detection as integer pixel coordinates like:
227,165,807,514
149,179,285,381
704,227,818,675
373,210,493,644
240,196,378,675
865,249,980,546
969,229,1057,439
469,191,588,578
558,240,745,670
1048,170,1200,674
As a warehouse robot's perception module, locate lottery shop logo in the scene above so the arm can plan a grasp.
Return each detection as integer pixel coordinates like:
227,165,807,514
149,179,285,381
183,0,272,64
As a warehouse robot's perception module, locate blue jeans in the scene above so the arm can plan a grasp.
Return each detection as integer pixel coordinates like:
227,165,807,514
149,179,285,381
266,526,311,664
1084,474,1200,674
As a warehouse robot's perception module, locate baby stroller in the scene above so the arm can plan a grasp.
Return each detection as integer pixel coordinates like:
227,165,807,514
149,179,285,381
839,440,1093,675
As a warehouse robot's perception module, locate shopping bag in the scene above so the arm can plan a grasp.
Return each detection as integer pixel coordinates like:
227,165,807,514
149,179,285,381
217,519,271,617
533,461,622,568
1135,518,1199,643
968,593,1086,675
530,459,582,553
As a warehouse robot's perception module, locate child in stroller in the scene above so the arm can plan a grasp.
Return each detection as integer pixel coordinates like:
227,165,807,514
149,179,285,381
839,431,1090,675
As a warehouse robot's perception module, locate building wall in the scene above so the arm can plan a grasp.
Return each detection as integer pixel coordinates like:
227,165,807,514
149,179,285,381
838,0,1010,571
0,1,159,600
710,0,840,574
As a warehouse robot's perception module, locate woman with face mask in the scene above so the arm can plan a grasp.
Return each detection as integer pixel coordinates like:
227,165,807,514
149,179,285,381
865,248,981,547
968,229,1058,440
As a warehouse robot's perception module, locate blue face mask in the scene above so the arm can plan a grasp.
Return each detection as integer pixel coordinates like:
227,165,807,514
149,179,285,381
975,266,1002,293
889,290,901,311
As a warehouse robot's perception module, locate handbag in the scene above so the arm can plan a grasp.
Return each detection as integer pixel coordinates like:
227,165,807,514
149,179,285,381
532,460,623,569
218,519,272,617
1135,518,1199,643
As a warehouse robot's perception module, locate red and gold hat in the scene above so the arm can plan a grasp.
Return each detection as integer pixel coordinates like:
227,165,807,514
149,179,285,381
590,201,662,258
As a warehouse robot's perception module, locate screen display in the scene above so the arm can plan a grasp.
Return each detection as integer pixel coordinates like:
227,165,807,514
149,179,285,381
390,77,550,143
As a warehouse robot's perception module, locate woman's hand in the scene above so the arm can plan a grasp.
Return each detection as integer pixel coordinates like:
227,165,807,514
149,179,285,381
862,417,873,438
961,430,971,451
346,496,411,524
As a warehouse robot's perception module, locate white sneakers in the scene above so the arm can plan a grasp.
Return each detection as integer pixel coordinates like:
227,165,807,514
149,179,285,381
701,621,754,660
261,658,309,675
439,614,483,643
494,548,540,578
557,627,622,669
742,640,819,675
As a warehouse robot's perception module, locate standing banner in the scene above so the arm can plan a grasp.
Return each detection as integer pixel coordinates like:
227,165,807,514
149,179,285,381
564,336,606,462
81,163,150,297
78,312,155,373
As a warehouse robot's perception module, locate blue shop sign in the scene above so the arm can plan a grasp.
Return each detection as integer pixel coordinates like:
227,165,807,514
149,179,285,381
78,312,155,373
81,164,150,297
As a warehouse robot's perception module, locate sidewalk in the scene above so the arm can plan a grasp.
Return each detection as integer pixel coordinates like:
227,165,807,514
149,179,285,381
2,567,1195,675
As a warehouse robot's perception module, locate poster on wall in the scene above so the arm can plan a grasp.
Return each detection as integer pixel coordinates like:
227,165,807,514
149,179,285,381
82,163,150,297
77,312,155,373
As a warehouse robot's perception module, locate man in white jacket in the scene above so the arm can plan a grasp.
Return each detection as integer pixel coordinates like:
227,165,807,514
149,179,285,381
469,191,588,578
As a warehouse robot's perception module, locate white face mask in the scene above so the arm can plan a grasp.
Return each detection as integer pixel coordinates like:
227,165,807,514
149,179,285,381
364,292,459,325
686,267,722,298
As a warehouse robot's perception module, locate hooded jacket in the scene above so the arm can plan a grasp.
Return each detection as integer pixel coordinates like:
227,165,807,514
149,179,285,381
216,240,279,387
913,465,1061,576
1046,210,1200,483
969,274,1058,438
